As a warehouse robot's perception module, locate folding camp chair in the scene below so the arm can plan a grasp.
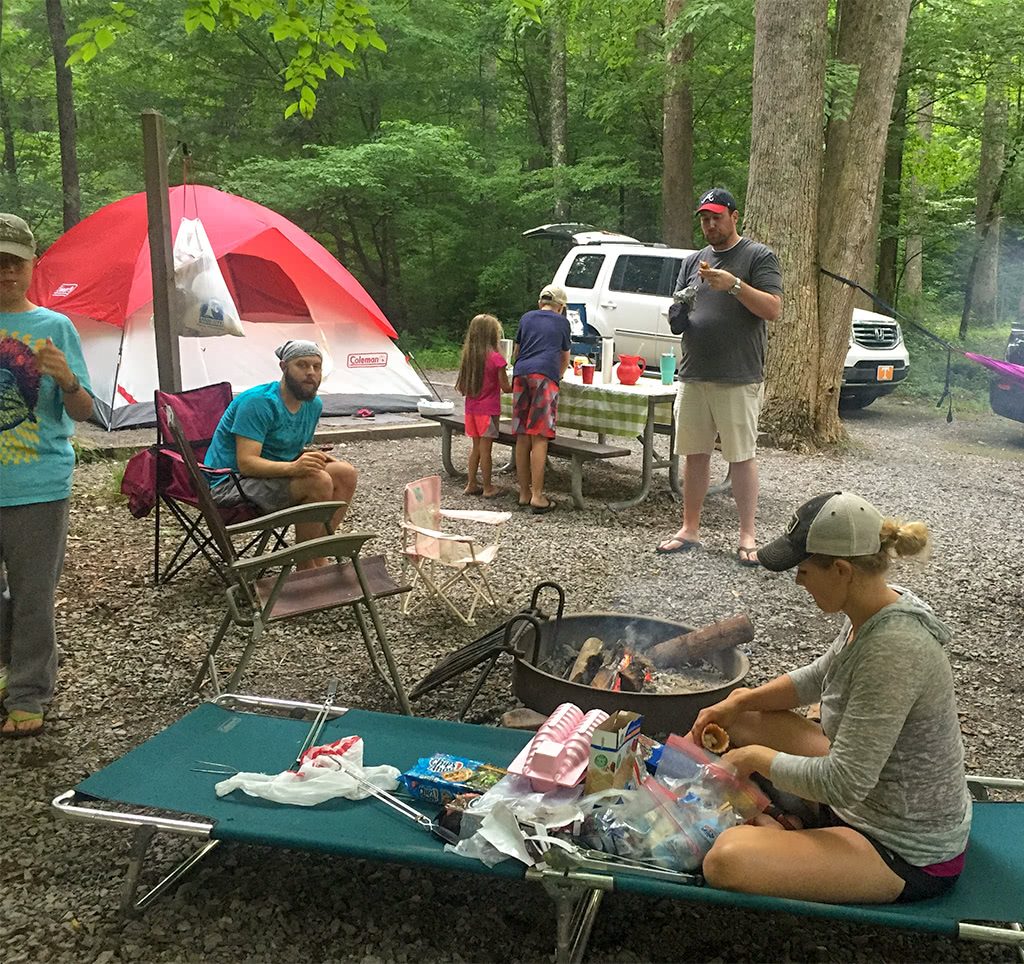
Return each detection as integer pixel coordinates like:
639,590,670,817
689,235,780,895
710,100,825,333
165,409,413,714
132,382,284,584
400,475,511,626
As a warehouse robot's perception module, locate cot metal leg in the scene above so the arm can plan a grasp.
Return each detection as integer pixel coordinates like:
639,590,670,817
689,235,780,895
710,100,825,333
122,826,222,915
527,866,612,964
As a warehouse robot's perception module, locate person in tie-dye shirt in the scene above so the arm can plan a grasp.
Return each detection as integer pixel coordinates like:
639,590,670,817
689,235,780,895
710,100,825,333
0,213,93,738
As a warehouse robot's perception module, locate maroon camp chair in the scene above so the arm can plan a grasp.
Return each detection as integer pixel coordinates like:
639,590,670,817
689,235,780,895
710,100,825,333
121,382,284,584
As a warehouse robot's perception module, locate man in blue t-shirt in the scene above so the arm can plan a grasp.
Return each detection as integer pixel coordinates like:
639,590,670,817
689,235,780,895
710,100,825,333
204,340,358,564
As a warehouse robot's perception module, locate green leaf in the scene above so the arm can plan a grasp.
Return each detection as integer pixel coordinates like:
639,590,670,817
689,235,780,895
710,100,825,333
284,101,299,119
80,41,99,63
95,27,116,51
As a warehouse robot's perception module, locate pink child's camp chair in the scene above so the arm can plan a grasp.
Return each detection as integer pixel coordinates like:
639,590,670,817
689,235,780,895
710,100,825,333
401,476,511,626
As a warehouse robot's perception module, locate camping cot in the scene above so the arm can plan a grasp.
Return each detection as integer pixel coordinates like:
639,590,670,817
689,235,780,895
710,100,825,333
53,695,1024,963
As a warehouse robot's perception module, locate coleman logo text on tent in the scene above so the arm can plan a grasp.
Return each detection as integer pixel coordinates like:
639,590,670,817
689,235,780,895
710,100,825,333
51,283,78,297
347,352,388,368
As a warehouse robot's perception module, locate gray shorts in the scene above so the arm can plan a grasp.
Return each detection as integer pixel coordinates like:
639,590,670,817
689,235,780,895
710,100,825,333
209,475,294,514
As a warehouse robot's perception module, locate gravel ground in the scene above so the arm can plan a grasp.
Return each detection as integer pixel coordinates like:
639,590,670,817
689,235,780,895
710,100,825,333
3,391,1023,963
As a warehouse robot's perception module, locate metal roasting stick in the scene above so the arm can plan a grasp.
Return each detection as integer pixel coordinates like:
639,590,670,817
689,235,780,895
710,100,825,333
336,759,459,845
291,678,339,771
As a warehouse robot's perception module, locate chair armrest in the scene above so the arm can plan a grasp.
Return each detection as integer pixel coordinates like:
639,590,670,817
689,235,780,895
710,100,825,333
440,508,513,525
224,501,346,535
400,521,475,545
230,530,375,574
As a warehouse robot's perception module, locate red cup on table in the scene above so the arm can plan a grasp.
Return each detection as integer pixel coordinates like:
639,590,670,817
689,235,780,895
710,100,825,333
581,363,595,384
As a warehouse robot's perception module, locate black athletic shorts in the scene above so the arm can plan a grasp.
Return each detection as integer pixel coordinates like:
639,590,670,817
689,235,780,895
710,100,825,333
819,806,961,903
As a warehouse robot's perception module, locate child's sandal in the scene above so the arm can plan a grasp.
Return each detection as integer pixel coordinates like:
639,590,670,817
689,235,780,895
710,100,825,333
1,710,45,739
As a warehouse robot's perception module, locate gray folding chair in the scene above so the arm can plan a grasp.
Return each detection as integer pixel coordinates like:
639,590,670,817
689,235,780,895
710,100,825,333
165,409,413,715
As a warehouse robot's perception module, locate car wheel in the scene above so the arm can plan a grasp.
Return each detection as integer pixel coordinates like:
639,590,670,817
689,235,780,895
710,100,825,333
839,394,875,411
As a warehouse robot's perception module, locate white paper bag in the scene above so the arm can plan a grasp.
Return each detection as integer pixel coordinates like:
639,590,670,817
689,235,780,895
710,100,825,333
171,217,244,337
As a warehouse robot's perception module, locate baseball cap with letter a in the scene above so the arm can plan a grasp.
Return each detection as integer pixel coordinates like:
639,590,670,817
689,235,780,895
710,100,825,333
695,188,737,215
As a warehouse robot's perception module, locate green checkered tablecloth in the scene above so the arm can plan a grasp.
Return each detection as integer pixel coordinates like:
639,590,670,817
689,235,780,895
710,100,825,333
501,375,675,437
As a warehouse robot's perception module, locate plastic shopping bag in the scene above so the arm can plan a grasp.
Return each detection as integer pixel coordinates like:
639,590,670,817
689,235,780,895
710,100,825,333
171,217,245,337
214,736,400,807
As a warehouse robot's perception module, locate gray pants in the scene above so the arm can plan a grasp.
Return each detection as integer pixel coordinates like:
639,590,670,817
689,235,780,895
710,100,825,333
0,499,69,714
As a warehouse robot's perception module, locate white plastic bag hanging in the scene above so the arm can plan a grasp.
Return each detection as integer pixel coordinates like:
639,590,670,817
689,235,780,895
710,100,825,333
171,217,245,337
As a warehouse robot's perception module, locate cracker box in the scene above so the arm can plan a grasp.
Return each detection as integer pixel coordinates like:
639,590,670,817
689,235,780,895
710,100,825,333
400,753,507,806
584,710,643,794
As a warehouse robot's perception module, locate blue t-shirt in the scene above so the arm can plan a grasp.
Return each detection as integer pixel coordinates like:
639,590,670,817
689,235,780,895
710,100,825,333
513,309,571,384
203,381,323,486
0,307,93,507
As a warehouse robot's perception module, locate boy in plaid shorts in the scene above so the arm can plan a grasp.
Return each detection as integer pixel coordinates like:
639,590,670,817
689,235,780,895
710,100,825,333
511,286,571,513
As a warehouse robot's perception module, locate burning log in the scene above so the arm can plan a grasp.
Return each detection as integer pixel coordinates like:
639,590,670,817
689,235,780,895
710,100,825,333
616,651,652,692
568,637,606,684
646,614,754,669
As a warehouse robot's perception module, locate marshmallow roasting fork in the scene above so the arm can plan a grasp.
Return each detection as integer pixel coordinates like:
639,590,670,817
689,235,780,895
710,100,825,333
290,678,339,771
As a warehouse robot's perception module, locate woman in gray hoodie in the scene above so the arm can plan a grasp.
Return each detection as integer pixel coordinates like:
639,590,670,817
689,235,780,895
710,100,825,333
690,491,971,904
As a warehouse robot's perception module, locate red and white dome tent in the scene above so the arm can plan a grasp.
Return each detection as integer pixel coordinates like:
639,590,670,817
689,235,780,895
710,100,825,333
29,185,429,428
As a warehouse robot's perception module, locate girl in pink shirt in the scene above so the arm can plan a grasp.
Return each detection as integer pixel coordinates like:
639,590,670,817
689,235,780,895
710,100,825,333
455,314,512,497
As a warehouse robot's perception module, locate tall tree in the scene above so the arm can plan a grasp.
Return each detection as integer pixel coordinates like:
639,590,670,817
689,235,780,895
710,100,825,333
876,77,909,305
661,0,693,245
549,9,568,218
749,0,913,448
0,0,17,187
902,86,931,296
44,0,80,228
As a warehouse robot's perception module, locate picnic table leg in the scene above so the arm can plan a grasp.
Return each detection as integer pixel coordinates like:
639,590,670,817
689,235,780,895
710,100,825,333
569,455,586,509
608,399,657,511
439,425,465,478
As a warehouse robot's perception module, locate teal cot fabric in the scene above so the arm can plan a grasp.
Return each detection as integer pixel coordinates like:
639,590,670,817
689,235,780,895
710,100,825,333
75,704,1024,936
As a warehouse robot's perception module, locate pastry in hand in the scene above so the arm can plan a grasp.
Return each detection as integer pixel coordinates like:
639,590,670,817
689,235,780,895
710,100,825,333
701,723,730,754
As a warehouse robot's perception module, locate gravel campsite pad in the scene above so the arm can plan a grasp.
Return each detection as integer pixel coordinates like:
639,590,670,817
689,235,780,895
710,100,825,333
2,396,1023,963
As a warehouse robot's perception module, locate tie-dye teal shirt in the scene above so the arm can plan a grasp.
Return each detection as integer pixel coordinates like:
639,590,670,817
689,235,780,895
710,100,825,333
0,307,93,506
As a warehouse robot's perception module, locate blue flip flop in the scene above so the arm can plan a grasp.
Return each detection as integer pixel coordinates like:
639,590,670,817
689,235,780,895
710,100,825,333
655,537,702,555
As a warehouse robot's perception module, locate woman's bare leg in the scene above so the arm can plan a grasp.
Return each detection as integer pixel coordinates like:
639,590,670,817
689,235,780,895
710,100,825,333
728,709,831,757
703,824,905,903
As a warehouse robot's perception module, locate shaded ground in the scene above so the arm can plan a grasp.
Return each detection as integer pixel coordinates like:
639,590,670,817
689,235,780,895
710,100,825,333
2,390,1022,963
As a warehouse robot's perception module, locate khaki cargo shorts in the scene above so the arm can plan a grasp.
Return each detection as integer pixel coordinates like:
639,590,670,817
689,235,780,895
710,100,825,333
674,381,764,463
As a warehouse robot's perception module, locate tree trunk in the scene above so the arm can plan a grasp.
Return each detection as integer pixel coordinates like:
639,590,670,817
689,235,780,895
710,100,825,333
876,77,909,306
45,0,80,229
745,0,829,451
549,13,568,220
815,0,912,438
903,87,932,296
969,69,1008,324
661,0,694,246
0,0,18,187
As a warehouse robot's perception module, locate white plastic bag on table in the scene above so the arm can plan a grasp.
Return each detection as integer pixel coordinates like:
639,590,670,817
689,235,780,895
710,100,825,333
215,735,400,806
171,217,244,337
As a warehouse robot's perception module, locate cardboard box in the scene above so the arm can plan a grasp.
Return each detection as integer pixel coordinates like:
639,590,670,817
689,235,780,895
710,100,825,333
584,710,643,794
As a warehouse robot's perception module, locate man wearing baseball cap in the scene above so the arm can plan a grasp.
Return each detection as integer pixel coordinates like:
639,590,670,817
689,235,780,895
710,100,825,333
657,188,783,566
510,285,572,512
1,213,95,737
203,339,357,563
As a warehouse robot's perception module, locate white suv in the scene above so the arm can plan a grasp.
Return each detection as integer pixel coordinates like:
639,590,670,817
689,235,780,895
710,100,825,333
527,224,909,409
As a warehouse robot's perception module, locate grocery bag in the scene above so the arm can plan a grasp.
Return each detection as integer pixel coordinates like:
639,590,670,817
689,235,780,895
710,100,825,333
171,217,245,337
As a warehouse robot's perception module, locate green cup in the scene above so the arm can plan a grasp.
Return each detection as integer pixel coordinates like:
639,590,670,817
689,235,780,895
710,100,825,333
660,353,676,385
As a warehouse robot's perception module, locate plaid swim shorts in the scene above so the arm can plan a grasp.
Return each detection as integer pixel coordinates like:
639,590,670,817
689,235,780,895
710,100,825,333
512,374,559,438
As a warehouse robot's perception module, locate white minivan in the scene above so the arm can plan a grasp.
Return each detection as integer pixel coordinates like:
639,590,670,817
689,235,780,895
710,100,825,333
526,224,909,409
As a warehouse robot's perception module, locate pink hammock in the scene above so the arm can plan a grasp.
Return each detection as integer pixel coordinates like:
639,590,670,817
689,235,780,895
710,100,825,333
964,352,1024,387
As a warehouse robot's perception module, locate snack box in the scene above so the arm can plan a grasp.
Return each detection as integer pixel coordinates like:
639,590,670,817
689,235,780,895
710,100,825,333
400,753,507,805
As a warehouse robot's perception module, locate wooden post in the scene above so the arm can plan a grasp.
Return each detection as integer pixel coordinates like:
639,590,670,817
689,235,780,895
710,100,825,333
141,109,180,393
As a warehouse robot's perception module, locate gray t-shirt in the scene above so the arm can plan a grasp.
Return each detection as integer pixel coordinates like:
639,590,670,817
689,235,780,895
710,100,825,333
770,589,972,867
674,238,783,383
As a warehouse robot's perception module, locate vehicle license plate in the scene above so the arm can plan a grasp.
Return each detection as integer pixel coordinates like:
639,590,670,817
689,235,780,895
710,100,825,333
876,365,894,381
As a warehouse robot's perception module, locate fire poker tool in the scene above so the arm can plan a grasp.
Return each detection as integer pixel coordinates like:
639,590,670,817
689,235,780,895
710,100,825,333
290,678,339,771
335,759,459,846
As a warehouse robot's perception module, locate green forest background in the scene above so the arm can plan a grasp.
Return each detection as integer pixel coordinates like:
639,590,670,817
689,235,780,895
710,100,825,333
3,0,1023,403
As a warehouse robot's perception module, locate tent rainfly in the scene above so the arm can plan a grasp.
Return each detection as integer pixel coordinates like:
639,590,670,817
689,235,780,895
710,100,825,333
28,185,429,428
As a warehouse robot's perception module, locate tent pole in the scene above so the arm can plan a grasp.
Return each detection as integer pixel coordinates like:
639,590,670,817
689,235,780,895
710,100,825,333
141,110,181,393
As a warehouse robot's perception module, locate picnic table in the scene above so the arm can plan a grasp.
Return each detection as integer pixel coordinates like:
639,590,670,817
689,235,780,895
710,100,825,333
502,371,680,510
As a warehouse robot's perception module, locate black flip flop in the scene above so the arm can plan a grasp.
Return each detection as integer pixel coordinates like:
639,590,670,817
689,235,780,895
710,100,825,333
655,537,702,555
531,500,557,515
737,546,760,568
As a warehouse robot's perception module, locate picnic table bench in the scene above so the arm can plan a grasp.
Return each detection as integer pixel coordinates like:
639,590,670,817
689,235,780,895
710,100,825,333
422,413,631,509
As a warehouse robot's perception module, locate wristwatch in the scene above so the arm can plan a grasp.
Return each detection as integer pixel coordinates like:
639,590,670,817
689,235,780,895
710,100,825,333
729,276,742,296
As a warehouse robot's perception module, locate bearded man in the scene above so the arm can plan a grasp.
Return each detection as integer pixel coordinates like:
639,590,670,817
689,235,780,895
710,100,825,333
203,340,357,562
